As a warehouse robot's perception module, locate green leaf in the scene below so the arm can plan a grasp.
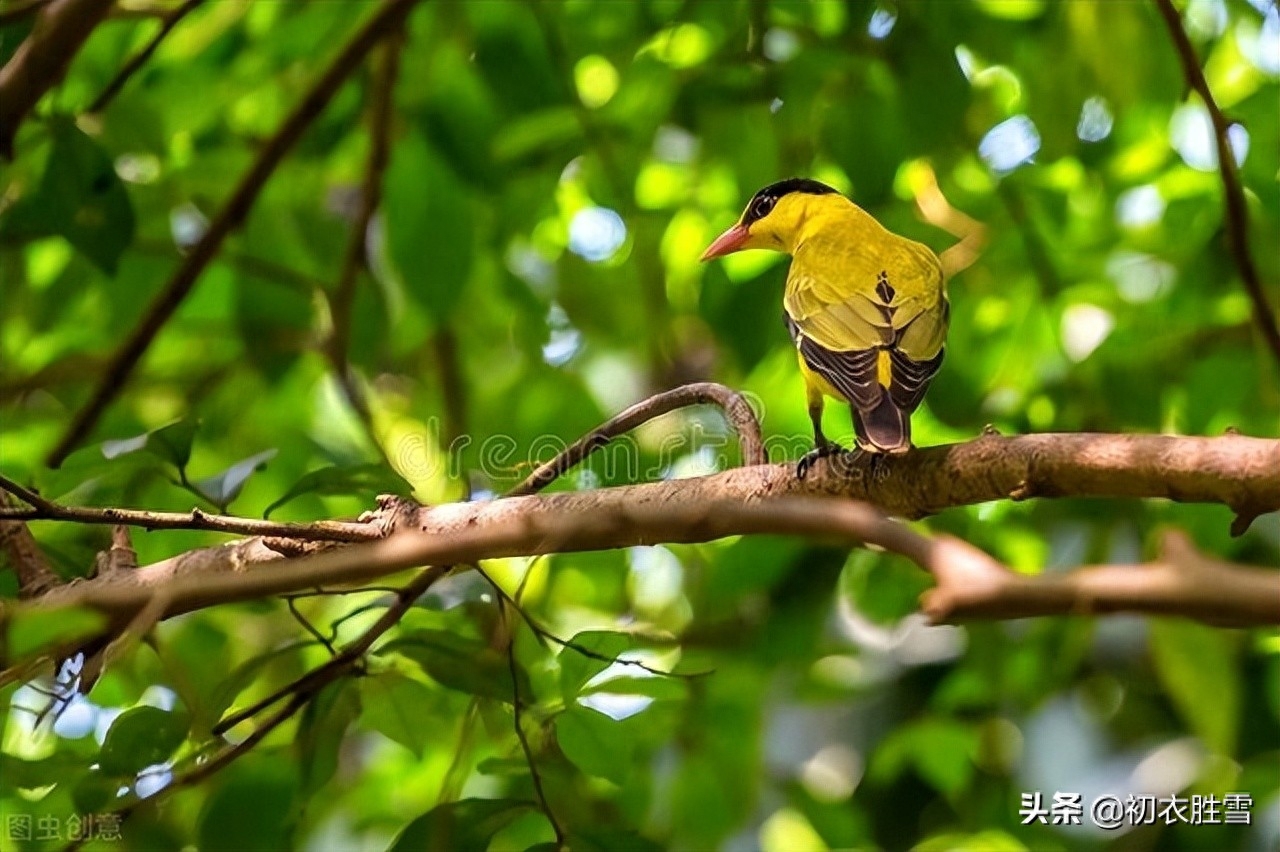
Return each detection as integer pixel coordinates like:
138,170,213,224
197,756,298,852
6,606,106,660
296,679,361,797
194,448,277,509
384,132,473,326
99,706,190,776
101,417,199,471
559,630,633,700
0,116,135,274
71,767,119,813
1149,618,1240,754
581,674,686,702
1,752,91,792
381,629,530,704
359,672,437,757
264,463,411,518
555,704,633,785
209,641,311,723
388,798,532,852
868,718,976,800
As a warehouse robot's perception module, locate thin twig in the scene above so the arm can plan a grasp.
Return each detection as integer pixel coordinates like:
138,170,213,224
474,564,705,680
505,382,765,497
85,0,204,114
1154,0,1280,365
280,585,403,600
212,566,444,735
499,596,566,848
324,29,404,465
0,474,381,541
46,0,423,467
327,29,402,367
287,598,336,656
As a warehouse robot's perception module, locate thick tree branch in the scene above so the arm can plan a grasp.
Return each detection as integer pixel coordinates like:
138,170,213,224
3,430,1276,618
1154,0,1280,365
0,0,115,158
45,0,423,468
923,528,1278,626
506,382,766,497
84,0,203,114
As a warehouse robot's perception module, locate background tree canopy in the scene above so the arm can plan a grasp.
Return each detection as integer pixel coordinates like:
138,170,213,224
0,0,1277,850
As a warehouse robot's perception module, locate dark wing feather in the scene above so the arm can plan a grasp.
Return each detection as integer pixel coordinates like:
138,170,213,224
796,335,882,411
886,346,944,414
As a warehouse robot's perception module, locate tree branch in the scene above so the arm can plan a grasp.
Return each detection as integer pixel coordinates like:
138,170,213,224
0,474,383,541
0,0,116,158
84,0,204,114
45,0,423,468
923,528,1278,626
13,450,1277,631
326,27,401,369
0,492,60,597
505,382,766,497
1154,0,1280,365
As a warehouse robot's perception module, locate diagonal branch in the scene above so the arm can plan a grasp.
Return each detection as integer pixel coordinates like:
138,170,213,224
84,0,204,114
0,0,115,158
1154,0,1280,365
323,27,404,465
45,0,423,468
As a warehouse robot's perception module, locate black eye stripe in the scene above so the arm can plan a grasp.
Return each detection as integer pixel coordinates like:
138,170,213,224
741,178,837,225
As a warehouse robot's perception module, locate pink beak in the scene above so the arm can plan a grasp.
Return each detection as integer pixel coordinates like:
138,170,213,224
700,224,750,261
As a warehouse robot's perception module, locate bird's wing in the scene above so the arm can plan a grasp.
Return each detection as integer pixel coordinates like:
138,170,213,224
881,239,947,355
784,269,892,353
786,316,882,411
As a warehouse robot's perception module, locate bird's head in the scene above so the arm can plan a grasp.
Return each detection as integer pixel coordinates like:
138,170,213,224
700,178,843,261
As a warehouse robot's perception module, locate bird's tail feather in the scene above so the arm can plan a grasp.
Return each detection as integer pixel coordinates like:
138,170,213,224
854,393,910,453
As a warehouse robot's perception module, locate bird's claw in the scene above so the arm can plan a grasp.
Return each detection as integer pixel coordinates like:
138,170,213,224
868,452,891,483
796,443,844,480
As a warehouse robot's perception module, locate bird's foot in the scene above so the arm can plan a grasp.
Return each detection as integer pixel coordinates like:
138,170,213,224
867,451,891,483
797,442,845,480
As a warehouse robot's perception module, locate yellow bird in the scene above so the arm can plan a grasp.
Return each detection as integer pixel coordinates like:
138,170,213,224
700,178,948,477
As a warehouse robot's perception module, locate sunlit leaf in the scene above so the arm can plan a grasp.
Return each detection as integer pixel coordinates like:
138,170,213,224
555,704,633,785
194,448,277,509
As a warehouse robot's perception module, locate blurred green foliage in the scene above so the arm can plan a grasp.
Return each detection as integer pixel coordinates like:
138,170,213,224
1,0,1278,850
